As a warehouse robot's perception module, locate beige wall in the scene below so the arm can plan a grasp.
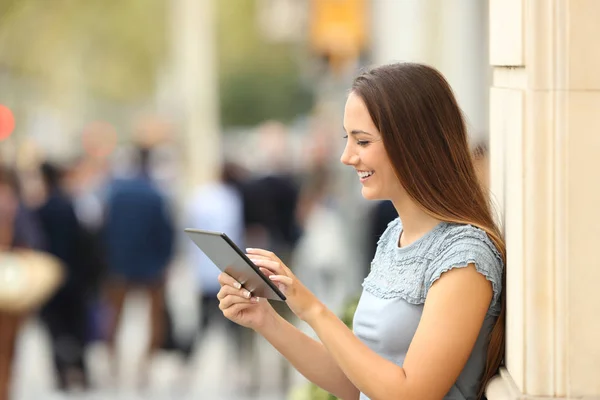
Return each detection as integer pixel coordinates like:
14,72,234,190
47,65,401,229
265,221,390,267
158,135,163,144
371,0,490,143
487,0,600,399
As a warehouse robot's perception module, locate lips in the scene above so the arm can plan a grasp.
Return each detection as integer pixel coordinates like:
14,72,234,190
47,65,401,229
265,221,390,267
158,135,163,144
357,170,374,179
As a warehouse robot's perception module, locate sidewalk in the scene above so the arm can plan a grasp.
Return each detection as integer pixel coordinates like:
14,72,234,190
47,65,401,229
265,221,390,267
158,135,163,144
11,290,290,400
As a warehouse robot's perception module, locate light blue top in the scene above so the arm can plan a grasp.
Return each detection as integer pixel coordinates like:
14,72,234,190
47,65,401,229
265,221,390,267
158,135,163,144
353,219,503,400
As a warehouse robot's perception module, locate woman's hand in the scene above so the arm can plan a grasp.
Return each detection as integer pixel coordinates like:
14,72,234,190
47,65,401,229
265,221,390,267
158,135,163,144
246,248,324,322
217,272,275,331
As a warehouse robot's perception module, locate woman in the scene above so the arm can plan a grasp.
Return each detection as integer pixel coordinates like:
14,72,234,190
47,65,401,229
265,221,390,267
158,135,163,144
0,165,53,400
216,63,505,400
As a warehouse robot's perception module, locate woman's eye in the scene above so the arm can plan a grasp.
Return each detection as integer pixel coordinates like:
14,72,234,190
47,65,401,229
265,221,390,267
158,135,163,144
342,134,369,146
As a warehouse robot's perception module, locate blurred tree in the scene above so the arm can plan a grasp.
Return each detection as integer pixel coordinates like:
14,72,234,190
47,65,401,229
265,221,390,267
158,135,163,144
220,66,313,127
0,0,167,102
0,0,313,128
216,0,314,127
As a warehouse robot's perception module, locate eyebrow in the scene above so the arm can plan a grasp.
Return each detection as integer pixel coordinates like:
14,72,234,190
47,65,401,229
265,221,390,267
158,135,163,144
343,128,373,136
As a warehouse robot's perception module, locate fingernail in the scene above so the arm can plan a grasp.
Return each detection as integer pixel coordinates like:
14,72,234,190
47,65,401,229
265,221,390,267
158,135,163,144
234,282,241,289
246,248,253,252
251,297,260,303
244,290,251,298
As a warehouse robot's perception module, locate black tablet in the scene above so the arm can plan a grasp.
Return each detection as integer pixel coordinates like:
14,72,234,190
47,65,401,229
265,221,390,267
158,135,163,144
184,228,286,301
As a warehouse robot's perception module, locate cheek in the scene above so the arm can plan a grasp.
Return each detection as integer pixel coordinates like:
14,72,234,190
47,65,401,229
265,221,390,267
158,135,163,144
378,164,403,196
376,157,395,181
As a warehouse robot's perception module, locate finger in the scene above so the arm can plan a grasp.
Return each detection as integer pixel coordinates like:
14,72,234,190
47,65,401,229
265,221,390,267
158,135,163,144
251,258,285,275
223,301,259,320
258,267,274,277
267,275,291,294
246,253,271,262
246,248,281,262
218,272,242,289
248,256,271,267
269,275,293,288
217,284,252,301
219,294,252,310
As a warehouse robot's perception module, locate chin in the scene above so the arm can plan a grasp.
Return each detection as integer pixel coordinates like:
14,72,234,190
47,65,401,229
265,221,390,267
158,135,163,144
361,187,384,201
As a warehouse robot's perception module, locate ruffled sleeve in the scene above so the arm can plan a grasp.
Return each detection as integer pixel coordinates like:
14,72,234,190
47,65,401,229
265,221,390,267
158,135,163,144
424,224,504,315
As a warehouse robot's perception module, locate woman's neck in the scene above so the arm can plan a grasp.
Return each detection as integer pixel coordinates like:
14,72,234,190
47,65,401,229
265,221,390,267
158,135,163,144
392,198,441,247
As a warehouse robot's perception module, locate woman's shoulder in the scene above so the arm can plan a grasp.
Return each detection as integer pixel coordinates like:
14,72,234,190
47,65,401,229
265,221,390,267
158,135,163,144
363,222,503,313
431,223,503,266
426,223,504,314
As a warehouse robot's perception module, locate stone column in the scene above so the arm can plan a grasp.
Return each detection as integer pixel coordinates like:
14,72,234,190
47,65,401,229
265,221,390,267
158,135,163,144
487,0,600,398
168,0,221,190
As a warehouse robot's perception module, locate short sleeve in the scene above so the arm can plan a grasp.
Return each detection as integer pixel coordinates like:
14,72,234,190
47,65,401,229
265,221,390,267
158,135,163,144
424,225,504,315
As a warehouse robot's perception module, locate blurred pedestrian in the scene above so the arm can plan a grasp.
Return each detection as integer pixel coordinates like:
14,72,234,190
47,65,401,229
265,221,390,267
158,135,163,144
61,157,110,343
0,165,60,400
181,162,249,383
239,162,301,392
242,121,301,260
36,162,91,391
241,172,300,264
292,163,353,315
102,145,175,387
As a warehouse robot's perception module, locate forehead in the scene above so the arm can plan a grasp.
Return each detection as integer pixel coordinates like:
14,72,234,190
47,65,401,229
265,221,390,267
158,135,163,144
344,92,368,117
343,92,378,133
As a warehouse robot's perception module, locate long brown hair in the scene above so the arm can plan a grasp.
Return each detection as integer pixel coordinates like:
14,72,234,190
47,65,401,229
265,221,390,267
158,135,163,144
352,63,506,399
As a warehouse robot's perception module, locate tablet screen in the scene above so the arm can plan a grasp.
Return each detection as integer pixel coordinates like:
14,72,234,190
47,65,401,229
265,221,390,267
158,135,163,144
184,228,286,301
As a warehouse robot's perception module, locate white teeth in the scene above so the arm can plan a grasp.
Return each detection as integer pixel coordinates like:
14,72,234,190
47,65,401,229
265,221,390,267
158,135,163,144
358,171,374,178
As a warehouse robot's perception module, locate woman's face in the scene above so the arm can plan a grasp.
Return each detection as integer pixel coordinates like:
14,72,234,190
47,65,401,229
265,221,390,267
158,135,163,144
340,92,403,201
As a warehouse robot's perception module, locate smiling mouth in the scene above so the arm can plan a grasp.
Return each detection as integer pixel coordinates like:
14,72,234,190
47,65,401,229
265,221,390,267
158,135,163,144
357,171,374,181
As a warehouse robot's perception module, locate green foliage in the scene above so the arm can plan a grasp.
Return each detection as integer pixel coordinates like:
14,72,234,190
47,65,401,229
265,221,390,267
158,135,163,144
216,0,314,127
341,294,361,329
0,0,314,122
0,0,167,101
292,294,361,400
220,67,314,127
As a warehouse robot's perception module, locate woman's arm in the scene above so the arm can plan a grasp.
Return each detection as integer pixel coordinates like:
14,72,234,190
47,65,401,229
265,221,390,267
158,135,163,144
258,310,360,400
304,265,492,400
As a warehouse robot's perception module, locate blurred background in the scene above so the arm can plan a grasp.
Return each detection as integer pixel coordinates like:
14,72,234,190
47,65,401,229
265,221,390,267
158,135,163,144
0,1,492,399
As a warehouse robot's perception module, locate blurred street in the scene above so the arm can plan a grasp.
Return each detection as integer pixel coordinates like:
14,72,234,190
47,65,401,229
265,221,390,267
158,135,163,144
11,263,290,400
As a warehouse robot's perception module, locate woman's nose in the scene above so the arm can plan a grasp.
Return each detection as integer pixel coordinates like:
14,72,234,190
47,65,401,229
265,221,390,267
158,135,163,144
340,145,357,166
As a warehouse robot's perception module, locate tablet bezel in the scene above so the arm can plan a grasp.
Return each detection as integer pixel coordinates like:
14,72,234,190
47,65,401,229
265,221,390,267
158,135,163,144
184,228,286,301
